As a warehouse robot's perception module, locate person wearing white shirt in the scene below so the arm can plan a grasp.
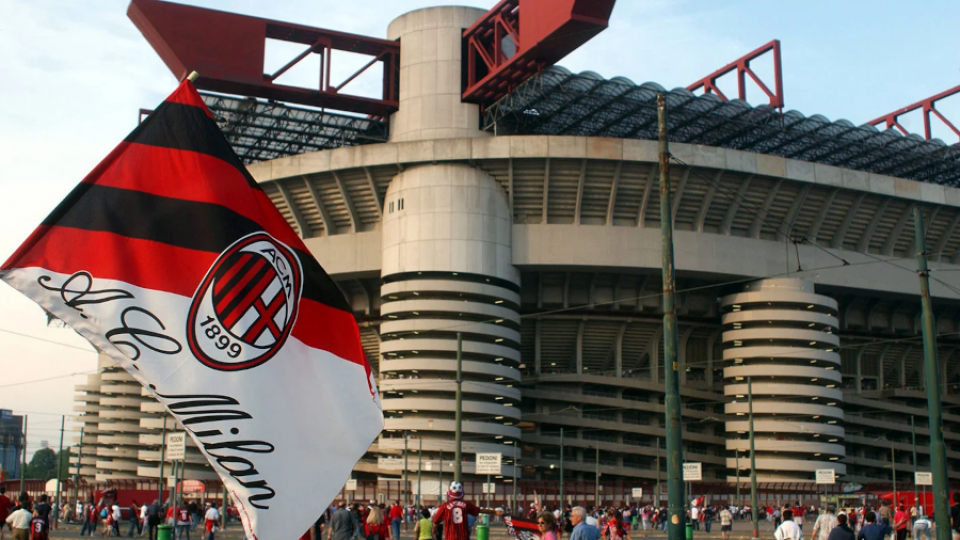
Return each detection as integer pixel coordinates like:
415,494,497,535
811,506,839,540
203,503,221,540
775,510,803,540
5,505,32,540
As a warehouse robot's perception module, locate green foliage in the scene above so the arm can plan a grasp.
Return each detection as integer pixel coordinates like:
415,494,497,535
25,448,70,481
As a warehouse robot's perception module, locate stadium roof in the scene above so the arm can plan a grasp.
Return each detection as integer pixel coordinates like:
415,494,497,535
200,92,387,165
482,67,960,187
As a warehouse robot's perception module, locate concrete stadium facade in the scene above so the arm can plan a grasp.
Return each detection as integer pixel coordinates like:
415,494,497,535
244,5,960,485
71,5,960,488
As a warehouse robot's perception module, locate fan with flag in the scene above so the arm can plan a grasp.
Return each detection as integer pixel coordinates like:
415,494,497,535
0,76,383,540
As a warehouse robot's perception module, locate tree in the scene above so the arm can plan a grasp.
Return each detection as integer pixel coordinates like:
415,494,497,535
25,448,58,480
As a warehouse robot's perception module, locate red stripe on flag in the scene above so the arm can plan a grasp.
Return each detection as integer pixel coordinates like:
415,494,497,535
293,299,371,379
220,269,274,330
215,257,267,315
6,226,215,297
84,142,305,252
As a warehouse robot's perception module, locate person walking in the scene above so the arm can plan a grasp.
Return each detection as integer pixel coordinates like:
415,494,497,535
537,512,559,540
719,506,733,540
569,507,600,540
892,506,909,540
145,501,161,540
175,503,192,540
128,501,141,538
857,511,892,540
413,509,433,540
600,510,629,540
431,482,501,540
0,487,11,540
388,503,403,540
329,503,358,540
5,501,31,540
203,503,220,540
774,510,802,540
364,507,391,540
951,492,960,540
812,505,840,540
827,514,855,540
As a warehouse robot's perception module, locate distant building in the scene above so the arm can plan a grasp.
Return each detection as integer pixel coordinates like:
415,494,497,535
0,409,24,479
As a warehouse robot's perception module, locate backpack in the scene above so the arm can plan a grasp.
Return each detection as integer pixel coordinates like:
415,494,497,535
365,523,381,540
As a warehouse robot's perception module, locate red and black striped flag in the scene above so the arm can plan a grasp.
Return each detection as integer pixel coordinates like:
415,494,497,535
1,79,383,539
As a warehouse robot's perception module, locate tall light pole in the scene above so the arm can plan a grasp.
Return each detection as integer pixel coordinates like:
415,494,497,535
891,443,897,506
454,333,463,483
748,377,759,540
595,446,600,508
416,437,422,509
73,426,84,506
158,417,167,506
913,206,951,540
911,416,919,516
657,91,685,540
20,416,27,493
559,428,564,510
403,431,409,516
55,416,65,529
656,437,661,507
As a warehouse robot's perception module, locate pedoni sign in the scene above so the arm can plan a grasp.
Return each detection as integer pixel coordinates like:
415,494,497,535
915,472,933,486
683,462,702,481
476,453,502,475
816,469,836,485
166,432,186,461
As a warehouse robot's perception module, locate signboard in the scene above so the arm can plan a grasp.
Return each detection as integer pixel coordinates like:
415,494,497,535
165,432,186,461
345,479,357,491
378,456,403,470
476,453,502,475
181,479,205,494
816,469,836,485
842,483,864,494
482,483,496,494
915,472,933,486
683,462,702,481
631,488,643,498
424,462,432,471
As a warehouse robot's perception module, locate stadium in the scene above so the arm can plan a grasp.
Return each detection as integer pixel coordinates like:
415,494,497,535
70,0,960,505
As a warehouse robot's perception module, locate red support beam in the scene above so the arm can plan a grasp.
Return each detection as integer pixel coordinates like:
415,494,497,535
463,0,616,104
128,0,400,117
687,40,784,110
866,85,960,142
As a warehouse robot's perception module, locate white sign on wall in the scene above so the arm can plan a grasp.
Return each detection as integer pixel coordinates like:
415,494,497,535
482,483,496,494
816,469,836,485
683,462,702,481
915,472,933,486
476,453,502,475
631,488,643,498
165,432,186,461
345,479,358,491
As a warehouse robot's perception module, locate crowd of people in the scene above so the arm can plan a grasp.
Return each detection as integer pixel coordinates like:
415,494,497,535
0,488,224,540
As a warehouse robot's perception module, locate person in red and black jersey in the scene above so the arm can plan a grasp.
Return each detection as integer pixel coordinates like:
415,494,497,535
432,482,502,540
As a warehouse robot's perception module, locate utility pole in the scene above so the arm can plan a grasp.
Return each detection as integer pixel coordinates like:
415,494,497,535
55,416,65,529
417,437,422,509
656,437,660,507
736,451,740,508
403,431,409,516
913,206,951,540
512,446,518,515
748,377,759,540
438,450,444,502
912,416,919,516
20,415,27,493
454,333,463,483
892,444,897,506
657,91,685,540
159,417,167,506
559,427,564,510
73,426,84,506
595,446,600,508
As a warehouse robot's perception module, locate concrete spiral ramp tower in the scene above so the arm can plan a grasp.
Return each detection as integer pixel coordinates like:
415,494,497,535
721,278,846,482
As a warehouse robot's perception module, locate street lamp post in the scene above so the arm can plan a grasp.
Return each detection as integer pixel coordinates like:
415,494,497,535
559,427,564,510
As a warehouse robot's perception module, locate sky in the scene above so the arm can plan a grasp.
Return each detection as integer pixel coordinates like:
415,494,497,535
1,0,959,457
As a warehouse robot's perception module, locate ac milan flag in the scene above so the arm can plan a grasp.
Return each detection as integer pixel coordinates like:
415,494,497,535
0,80,383,539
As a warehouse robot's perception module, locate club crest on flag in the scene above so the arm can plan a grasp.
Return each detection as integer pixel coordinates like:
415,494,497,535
187,232,303,371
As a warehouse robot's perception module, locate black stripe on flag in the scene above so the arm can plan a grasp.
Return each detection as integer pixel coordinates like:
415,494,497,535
127,101,260,190
44,184,350,313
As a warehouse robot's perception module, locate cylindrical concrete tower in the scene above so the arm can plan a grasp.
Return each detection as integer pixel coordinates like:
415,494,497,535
720,278,846,482
387,6,491,142
377,7,521,481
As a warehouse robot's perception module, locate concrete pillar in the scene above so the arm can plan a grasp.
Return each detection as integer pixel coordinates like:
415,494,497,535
387,7,491,142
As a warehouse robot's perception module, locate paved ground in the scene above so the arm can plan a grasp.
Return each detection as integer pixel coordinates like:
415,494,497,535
47,520,781,540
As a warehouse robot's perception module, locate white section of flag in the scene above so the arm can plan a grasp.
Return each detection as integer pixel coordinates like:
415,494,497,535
1,266,382,540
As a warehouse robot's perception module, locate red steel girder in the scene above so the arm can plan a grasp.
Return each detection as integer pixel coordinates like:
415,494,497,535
463,0,616,105
128,0,400,117
867,85,960,142
687,40,784,110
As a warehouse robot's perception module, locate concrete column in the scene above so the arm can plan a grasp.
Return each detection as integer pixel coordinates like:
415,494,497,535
387,7,491,142
535,319,542,375
576,320,585,374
